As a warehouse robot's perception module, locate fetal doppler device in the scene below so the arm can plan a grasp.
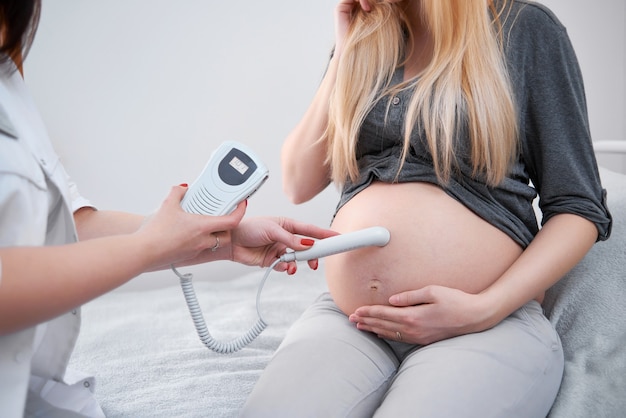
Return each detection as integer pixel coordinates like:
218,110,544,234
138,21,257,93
172,141,391,354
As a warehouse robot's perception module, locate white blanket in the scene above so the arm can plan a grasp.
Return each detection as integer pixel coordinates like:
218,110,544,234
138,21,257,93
544,167,626,418
69,268,329,417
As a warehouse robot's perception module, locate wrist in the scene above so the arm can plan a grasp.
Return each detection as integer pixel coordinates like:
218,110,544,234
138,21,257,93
475,287,510,331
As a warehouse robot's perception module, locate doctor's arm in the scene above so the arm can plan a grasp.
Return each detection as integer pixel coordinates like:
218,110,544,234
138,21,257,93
0,185,245,335
0,185,335,335
72,200,336,272
73,206,144,240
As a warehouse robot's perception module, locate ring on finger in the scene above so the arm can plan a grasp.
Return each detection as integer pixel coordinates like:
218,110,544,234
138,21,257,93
210,233,220,252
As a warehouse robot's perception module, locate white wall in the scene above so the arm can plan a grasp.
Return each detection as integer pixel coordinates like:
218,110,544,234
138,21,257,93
25,1,625,290
26,1,340,289
540,0,626,172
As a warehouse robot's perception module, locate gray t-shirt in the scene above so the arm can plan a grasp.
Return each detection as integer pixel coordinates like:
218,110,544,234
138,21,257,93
336,0,612,248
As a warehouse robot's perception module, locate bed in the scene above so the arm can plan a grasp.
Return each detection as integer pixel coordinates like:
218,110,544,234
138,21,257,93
70,148,626,418
69,266,329,417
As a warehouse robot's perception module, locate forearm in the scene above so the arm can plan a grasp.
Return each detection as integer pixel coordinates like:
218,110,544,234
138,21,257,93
74,208,235,272
0,186,251,335
481,213,598,329
74,207,145,240
281,57,339,203
0,234,151,334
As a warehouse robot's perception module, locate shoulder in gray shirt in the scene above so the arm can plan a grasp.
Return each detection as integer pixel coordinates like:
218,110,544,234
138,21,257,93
336,0,612,248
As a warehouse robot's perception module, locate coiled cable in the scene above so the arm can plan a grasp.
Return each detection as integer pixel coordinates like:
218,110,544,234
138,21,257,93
171,258,281,354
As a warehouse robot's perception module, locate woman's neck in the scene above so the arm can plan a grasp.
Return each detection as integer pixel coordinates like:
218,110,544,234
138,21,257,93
403,5,432,81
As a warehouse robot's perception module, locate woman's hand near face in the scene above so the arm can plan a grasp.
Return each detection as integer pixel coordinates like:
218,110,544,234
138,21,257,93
334,0,364,57
334,0,405,57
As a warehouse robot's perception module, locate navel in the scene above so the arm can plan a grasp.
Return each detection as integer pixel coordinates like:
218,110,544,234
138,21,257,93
368,279,383,292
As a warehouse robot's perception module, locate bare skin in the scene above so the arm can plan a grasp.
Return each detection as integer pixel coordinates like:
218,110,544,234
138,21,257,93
0,185,337,335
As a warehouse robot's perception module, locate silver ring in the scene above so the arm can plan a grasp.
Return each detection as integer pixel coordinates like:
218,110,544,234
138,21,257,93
210,234,220,252
396,331,402,341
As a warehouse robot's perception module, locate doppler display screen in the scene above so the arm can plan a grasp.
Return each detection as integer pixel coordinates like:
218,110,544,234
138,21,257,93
218,148,258,186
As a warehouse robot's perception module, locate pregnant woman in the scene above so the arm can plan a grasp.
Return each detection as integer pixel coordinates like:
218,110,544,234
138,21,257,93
242,0,612,416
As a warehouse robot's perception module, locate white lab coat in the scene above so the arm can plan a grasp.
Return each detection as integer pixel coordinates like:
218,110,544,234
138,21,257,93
0,62,105,417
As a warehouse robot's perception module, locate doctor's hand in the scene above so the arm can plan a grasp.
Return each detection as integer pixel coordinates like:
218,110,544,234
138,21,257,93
137,184,247,271
349,285,495,345
231,217,338,274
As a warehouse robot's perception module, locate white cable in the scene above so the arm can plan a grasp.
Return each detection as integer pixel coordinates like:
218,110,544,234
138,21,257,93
172,258,280,354
173,227,391,354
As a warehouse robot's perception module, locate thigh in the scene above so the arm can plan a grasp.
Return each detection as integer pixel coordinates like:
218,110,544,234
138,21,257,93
374,301,564,418
241,293,399,418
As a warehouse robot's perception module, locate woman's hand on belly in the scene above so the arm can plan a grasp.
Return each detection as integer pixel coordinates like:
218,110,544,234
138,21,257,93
348,284,495,345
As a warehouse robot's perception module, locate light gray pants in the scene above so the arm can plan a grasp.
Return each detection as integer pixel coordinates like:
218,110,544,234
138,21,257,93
241,293,563,418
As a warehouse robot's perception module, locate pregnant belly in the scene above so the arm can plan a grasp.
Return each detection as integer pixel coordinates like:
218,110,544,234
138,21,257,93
325,181,523,315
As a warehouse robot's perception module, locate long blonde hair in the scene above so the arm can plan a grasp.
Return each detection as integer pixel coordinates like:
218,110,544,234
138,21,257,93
326,0,518,187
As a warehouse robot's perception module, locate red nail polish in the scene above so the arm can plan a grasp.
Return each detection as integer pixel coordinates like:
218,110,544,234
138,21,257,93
313,260,319,270
179,183,188,188
301,238,315,246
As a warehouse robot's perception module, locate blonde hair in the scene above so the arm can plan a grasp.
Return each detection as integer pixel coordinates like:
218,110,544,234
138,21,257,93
326,0,518,187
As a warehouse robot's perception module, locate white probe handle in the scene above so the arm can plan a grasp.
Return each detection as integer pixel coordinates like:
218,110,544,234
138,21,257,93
280,226,390,262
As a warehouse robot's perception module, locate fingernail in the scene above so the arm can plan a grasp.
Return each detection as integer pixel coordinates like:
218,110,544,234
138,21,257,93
179,183,188,188
312,259,319,270
300,238,315,246
245,199,248,207
287,265,297,275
